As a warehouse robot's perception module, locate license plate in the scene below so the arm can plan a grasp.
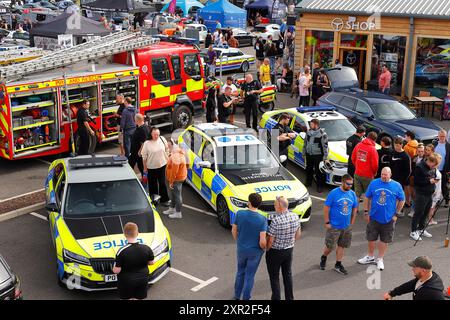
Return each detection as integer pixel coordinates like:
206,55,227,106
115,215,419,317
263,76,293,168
104,274,117,282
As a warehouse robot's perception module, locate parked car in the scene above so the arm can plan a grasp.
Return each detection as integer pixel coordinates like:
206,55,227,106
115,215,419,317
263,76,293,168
251,24,281,41
318,91,442,145
201,47,255,73
415,64,449,85
2,30,30,46
36,1,59,10
57,0,74,10
0,254,22,300
111,12,132,25
183,23,207,42
230,28,256,47
152,14,177,33
323,66,361,92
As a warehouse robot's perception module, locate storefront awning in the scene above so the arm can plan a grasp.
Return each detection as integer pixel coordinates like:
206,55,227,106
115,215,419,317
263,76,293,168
296,0,450,20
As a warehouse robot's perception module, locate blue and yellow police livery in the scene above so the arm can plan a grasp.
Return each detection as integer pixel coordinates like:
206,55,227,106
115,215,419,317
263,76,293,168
178,123,312,228
260,106,357,186
44,155,172,291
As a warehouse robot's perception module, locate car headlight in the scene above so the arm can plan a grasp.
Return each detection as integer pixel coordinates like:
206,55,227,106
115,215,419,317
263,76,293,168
297,191,310,205
330,160,347,168
63,249,91,266
230,197,248,209
152,239,169,257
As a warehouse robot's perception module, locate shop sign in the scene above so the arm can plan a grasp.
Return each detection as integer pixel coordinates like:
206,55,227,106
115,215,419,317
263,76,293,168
331,17,376,32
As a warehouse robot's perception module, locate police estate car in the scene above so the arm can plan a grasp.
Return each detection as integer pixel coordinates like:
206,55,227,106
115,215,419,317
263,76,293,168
178,123,312,228
201,47,255,73
260,106,357,186
44,155,172,291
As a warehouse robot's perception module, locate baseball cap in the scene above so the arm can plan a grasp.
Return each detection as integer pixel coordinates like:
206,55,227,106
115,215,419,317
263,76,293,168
407,256,432,270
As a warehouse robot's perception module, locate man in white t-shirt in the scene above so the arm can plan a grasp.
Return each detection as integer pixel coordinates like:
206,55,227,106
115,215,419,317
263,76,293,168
221,76,239,124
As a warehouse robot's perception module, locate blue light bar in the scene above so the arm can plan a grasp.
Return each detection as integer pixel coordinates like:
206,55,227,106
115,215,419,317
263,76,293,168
297,106,336,113
68,155,128,169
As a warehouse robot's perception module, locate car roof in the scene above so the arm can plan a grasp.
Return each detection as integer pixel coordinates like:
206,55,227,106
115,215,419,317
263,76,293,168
62,155,137,184
192,123,258,138
329,90,398,102
285,106,348,122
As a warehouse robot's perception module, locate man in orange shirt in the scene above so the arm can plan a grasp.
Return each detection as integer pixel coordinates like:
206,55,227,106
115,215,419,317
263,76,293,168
164,140,188,219
379,65,392,95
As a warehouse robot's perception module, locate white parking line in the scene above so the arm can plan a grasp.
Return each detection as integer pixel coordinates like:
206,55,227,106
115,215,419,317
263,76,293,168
182,204,217,218
310,195,326,202
27,212,219,292
170,268,219,292
35,159,52,165
29,212,47,221
0,188,45,204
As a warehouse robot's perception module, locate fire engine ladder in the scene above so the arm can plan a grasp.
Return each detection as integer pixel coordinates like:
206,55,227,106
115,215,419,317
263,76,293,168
0,30,159,82
0,47,48,65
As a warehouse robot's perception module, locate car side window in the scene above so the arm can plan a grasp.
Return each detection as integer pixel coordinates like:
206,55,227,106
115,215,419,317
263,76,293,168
151,57,170,82
340,97,357,111
184,54,201,77
327,93,344,105
355,100,371,114
52,164,64,189
171,55,181,80
192,132,203,155
55,173,66,208
202,140,215,165
292,116,307,133
182,130,193,149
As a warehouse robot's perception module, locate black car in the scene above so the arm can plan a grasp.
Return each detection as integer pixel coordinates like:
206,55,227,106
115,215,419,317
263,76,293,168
0,254,22,300
318,91,441,145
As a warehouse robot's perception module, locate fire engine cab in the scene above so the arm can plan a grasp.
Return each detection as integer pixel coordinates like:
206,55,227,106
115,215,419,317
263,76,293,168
0,30,205,160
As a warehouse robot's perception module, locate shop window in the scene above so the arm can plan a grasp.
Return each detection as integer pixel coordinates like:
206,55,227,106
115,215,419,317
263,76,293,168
370,35,406,96
414,37,450,99
340,34,367,48
303,30,334,68
184,54,201,77
151,58,170,82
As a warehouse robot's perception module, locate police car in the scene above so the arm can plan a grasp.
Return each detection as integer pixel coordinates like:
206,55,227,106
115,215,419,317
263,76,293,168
44,155,172,291
201,47,255,73
178,123,312,228
260,106,357,186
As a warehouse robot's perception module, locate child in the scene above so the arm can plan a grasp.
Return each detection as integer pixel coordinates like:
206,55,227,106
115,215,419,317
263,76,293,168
428,153,443,225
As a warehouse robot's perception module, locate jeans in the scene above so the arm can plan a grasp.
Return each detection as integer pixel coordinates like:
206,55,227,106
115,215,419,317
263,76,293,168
380,88,390,95
440,170,449,201
269,57,276,75
234,251,263,300
266,248,294,300
148,165,170,203
208,64,216,76
123,130,135,158
166,180,183,212
412,191,433,232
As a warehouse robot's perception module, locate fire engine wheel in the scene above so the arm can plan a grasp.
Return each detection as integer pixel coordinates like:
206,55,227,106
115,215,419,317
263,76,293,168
216,195,231,229
241,61,249,73
259,101,274,113
173,105,192,129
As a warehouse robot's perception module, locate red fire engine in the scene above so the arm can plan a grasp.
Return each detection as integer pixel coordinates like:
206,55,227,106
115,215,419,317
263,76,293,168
0,30,205,160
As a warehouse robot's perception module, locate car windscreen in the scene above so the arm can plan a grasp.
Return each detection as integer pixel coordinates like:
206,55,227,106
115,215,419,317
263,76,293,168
371,101,416,121
320,119,356,142
64,179,151,218
327,68,359,89
0,259,11,284
217,144,279,171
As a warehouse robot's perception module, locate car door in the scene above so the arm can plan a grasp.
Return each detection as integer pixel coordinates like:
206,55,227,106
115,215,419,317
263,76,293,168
290,115,308,167
150,56,172,107
199,139,217,205
47,163,65,246
184,130,204,192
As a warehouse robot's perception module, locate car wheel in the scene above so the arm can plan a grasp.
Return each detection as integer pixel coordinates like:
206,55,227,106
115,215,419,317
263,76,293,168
216,195,231,229
241,61,249,73
259,101,274,113
173,104,192,129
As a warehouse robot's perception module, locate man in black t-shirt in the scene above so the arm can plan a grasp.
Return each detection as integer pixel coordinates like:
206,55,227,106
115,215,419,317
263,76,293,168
76,100,94,155
129,113,149,177
274,113,297,167
113,222,154,300
241,74,263,131
217,87,236,123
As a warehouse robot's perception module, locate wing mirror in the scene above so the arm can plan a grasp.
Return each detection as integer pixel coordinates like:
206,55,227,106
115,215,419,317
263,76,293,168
45,203,58,213
280,155,288,163
150,194,161,205
197,160,212,169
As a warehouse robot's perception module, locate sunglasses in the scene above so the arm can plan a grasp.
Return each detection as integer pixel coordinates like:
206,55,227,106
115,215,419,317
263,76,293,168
345,182,353,186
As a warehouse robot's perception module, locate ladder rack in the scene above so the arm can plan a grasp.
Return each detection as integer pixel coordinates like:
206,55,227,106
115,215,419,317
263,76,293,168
0,30,159,83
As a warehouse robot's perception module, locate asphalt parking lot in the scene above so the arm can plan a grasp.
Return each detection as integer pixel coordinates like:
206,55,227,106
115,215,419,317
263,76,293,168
1,49,449,300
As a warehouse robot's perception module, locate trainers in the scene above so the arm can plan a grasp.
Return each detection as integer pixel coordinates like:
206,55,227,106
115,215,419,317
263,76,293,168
408,211,414,218
429,220,438,225
319,256,327,270
376,258,384,271
334,264,348,275
357,255,376,265
169,211,182,219
163,208,175,215
420,230,432,238
410,231,422,241
397,211,405,218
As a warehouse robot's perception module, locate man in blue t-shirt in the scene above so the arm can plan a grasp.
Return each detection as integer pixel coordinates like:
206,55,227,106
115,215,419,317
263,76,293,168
358,167,405,271
320,174,358,275
232,193,267,300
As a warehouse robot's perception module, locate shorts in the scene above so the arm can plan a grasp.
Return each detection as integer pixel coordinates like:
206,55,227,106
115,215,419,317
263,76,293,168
325,227,352,250
366,219,395,243
118,132,124,145
117,275,149,300
354,174,372,198
432,195,443,208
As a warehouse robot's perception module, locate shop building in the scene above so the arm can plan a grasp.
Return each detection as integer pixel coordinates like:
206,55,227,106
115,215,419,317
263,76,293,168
294,0,450,99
